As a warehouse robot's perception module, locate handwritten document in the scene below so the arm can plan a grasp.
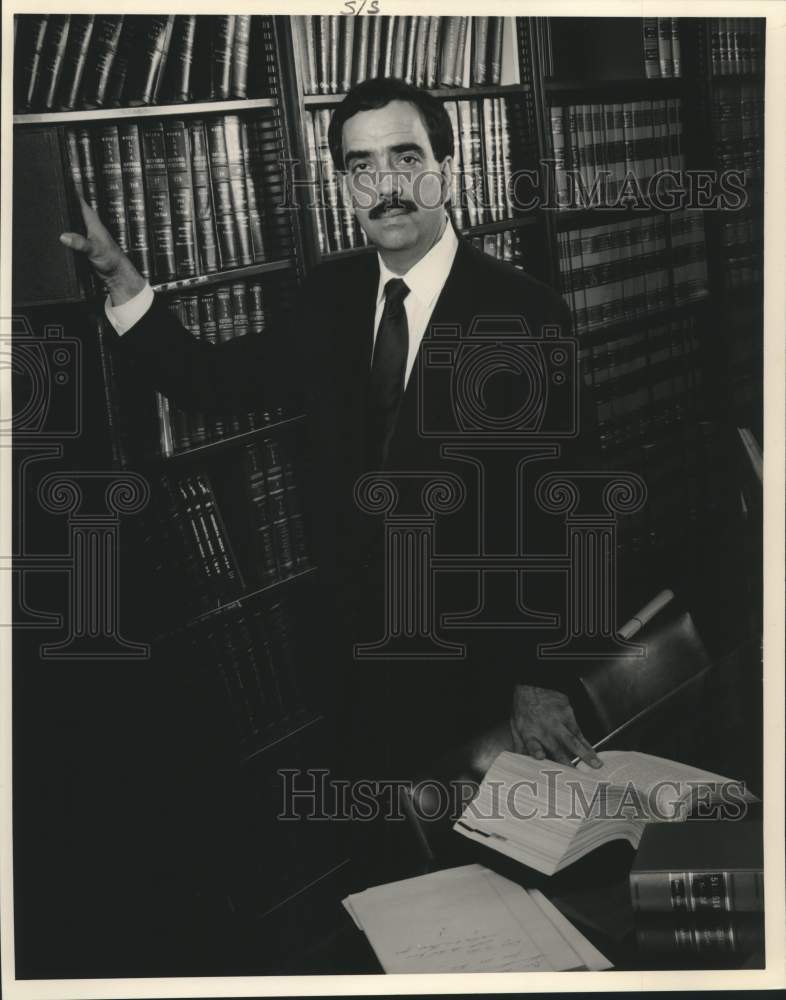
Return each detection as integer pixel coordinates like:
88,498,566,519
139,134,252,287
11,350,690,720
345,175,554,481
343,864,611,973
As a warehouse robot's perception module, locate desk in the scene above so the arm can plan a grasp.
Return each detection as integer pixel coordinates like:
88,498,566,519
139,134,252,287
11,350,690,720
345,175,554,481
331,637,764,973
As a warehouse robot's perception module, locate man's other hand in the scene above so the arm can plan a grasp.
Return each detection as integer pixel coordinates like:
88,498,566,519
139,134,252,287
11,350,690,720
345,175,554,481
510,684,602,768
59,196,146,306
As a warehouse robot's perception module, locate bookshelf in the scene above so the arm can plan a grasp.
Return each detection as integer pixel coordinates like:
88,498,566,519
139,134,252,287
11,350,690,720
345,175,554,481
11,11,764,975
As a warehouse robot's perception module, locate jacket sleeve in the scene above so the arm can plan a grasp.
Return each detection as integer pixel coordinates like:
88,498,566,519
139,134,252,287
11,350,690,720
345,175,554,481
110,281,317,416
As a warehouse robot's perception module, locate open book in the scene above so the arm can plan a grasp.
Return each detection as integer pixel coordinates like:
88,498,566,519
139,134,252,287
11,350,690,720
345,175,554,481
454,751,755,876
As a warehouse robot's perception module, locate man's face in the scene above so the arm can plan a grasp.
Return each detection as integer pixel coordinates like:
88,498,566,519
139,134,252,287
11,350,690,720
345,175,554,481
341,100,452,259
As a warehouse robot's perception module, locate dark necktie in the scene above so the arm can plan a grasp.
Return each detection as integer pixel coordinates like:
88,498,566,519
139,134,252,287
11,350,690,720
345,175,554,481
366,277,410,468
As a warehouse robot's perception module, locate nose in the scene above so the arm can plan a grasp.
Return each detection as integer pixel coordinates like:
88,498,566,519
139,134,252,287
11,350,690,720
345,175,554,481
376,168,405,201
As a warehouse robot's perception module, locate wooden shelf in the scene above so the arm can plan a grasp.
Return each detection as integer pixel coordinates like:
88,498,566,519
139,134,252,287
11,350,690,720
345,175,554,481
14,97,278,126
151,257,294,294
303,83,530,107
155,413,307,466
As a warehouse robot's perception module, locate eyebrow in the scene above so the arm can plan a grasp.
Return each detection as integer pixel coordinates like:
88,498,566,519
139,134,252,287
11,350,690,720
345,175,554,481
344,142,428,166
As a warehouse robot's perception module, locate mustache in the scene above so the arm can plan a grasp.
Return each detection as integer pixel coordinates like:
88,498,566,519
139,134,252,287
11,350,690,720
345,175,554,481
369,197,417,220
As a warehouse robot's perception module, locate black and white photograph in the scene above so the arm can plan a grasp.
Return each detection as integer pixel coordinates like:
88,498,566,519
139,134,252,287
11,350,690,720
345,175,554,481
2,1,783,995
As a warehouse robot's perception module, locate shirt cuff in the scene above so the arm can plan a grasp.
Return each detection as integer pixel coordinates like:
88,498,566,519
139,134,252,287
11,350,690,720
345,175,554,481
104,283,155,335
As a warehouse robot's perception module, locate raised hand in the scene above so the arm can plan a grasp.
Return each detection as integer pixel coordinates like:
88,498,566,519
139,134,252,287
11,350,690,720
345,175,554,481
59,196,146,306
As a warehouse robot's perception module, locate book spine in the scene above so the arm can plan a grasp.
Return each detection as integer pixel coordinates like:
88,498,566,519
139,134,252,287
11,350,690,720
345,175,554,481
283,458,309,569
355,17,370,86
340,16,355,92
95,124,130,252
368,15,383,80
63,128,85,203
456,101,478,227
211,15,236,100
488,16,504,85
57,15,95,110
38,15,71,111
231,15,252,98
631,869,764,914
497,98,514,217
223,115,254,266
303,112,327,255
188,119,220,274
551,106,569,208
206,117,240,270
245,443,279,585
164,15,197,103
101,17,132,108
180,294,207,446
444,102,464,230
453,17,469,87
328,15,340,93
642,18,659,79
670,18,682,77
413,17,429,89
423,16,441,89
76,127,100,211
15,15,50,111
481,98,497,222
302,16,319,95
657,18,674,78
130,15,174,106
198,292,224,441
262,437,296,578
317,16,330,94
392,17,408,80
140,121,176,281
403,16,417,85
248,282,266,335
472,17,489,85
382,16,396,78
163,119,198,279
240,120,267,262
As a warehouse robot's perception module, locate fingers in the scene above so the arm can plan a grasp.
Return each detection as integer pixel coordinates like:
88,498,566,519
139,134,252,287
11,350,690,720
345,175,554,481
523,737,546,761
565,722,603,768
59,231,91,254
77,194,102,232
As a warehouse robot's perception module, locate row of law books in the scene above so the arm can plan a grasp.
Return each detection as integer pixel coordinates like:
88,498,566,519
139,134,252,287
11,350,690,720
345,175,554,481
642,19,682,79
710,18,765,76
536,18,682,80
154,456,308,616
557,211,708,335
202,601,308,750
155,280,271,456
550,100,685,208
64,113,289,286
468,231,523,267
590,318,704,445
713,82,764,179
13,14,270,113
293,15,520,95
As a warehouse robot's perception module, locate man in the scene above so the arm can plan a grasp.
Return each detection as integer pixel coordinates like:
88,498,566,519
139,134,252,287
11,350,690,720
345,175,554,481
61,77,601,772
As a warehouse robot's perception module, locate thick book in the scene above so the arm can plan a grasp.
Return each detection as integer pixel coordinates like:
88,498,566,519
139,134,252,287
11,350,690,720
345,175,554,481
163,119,199,278
188,119,220,273
94,124,130,253
160,15,197,103
630,820,763,913
231,15,252,98
642,18,659,79
211,15,236,100
127,15,174,106
205,117,240,270
223,115,254,266
634,912,764,956
14,14,50,111
57,14,95,110
37,14,71,111
102,16,134,108
455,751,755,876
240,120,267,262
140,121,177,281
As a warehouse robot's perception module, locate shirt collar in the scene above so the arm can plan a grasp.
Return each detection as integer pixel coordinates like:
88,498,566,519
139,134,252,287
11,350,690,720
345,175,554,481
376,217,459,309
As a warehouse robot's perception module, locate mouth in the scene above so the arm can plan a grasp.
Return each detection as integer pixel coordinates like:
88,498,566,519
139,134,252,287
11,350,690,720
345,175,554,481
373,205,414,220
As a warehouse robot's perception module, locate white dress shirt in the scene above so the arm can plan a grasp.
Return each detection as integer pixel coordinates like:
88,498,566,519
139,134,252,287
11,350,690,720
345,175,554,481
373,217,458,386
106,216,459,389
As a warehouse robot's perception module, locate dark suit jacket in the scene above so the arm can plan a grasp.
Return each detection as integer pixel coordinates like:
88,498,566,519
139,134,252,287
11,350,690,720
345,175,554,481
115,237,598,766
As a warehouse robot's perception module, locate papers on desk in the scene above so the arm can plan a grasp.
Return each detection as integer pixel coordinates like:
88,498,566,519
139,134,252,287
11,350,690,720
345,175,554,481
343,863,612,973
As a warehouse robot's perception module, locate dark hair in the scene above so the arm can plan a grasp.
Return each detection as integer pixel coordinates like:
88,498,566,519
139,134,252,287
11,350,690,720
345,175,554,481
327,76,454,170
